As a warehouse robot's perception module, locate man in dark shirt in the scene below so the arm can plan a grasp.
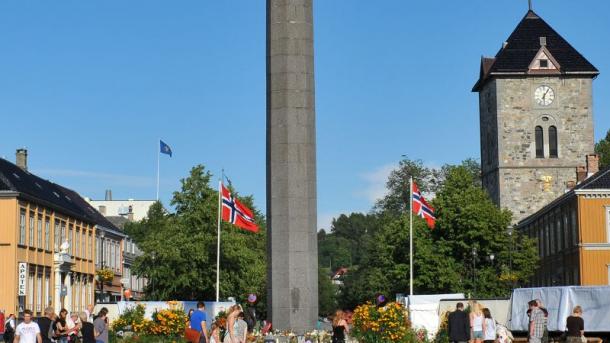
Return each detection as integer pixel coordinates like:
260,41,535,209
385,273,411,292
448,302,470,343
37,307,55,343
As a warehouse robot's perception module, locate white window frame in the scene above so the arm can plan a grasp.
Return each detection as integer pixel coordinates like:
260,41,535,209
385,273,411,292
75,229,80,258
37,215,43,249
68,225,73,255
28,271,34,309
45,218,50,251
19,210,26,245
606,206,610,244
45,273,50,306
36,273,42,313
29,212,35,247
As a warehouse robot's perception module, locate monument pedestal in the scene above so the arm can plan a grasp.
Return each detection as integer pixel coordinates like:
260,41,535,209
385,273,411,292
53,252,74,313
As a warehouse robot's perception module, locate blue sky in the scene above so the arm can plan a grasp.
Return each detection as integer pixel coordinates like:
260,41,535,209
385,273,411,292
1,1,609,231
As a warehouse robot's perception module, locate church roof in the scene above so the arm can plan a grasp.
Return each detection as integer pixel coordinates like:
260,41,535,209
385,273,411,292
473,10,598,91
575,166,610,190
0,157,120,231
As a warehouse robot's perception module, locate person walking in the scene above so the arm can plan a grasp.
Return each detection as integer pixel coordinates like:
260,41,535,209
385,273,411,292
78,312,96,343
38,307,55,343
0,310,5,342
448,302,470,343
332,310,349,343
470,303,484,343
93,308,109,343
55,309,69,343
565,306,585,343
190,302,209,343
482,308,496,343
186,309,195,329
67,312,82,343
235,312,247,343
209,323,221,343
84,305,95,323
3,313,16,343
13,309,42,343
536,300,549,343
528,300,545,343
223,305,241,343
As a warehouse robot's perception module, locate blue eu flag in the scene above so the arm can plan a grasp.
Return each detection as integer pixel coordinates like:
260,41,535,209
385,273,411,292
160,140,172,157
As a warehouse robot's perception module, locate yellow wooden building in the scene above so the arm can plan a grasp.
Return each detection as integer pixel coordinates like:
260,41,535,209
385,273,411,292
0,152,102,316
519,165,610,286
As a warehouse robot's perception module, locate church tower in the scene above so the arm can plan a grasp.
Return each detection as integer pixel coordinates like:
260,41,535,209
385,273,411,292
473,10,599,223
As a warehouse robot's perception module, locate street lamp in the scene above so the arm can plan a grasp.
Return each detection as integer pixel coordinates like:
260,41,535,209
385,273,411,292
507,228,513,273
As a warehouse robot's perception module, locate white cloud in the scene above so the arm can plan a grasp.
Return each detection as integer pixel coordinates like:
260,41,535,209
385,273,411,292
32,169,156,188
357,163,397,204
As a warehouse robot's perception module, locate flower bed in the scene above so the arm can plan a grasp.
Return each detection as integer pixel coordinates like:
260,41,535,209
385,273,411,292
352,302,428,343
111,303,188,342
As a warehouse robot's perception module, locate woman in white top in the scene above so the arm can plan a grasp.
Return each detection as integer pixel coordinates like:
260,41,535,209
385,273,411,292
482,308,496,343
209,322,221,343
470,302,484,343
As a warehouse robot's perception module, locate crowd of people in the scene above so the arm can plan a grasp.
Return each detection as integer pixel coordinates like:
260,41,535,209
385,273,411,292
0,306,109,343
186,302,250,343
1,298,589,343
447,300,587,343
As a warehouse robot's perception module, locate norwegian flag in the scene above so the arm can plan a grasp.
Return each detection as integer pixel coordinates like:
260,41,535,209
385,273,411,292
412,181,436,229
221,183,259,233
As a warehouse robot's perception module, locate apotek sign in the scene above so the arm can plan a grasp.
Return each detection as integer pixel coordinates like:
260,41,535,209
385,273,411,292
18,262,27,296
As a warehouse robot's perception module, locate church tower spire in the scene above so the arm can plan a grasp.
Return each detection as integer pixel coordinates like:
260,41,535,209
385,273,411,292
473,10,598,223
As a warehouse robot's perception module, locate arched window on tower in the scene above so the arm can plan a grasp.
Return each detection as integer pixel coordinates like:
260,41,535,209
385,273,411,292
535,126,544,158
549,126,558,158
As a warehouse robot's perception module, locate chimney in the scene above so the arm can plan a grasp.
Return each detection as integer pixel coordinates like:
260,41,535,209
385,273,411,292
105,189,112,201
127,212,134,222
16,148,28,170
98,205,107,215
576,166,587,183
586,154,599,177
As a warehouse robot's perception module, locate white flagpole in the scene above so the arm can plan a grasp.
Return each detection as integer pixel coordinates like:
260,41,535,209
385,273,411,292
216,179,222,302
409,176,414,296
156,140,160,201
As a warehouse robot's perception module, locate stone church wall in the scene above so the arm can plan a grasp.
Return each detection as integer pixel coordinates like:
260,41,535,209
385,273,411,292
479,76,594,223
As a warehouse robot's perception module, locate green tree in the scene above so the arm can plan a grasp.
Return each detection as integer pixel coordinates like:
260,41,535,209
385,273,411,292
432,163,538,296
374,158,441,215
318,267,338,317
338,159,539,307
125,165,267,309
595,129,610,169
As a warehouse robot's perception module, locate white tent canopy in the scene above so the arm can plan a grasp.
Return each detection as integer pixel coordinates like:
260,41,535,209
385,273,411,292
406,293,465,337
508,286,610,332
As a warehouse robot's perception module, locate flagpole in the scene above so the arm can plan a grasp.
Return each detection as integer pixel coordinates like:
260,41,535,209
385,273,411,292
409,176,414,296
156,140,160,201
216,179,222,302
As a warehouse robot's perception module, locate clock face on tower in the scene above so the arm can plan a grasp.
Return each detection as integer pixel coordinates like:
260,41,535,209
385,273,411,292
534,85,555,106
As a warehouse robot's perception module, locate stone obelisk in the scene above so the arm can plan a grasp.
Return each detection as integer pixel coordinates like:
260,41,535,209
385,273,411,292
266,0,318,333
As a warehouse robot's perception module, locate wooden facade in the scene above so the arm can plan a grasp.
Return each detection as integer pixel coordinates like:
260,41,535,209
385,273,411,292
519,184,610,287
0,196,96,316
577,195,610,285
